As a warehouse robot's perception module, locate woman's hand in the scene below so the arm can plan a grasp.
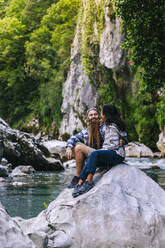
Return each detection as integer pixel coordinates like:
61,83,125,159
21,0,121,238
66,147,73,160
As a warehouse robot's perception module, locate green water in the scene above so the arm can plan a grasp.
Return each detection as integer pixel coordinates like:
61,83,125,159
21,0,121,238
0,169,75,219
0,157,165,219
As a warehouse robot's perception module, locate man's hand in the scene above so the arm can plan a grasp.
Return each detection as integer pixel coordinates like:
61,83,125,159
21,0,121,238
66,147,73,160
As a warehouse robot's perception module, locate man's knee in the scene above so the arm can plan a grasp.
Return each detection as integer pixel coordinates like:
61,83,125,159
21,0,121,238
74,144,83,153
74,144,88,156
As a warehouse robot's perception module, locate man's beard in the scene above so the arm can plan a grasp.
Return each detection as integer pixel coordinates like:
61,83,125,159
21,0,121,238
88,119,102,149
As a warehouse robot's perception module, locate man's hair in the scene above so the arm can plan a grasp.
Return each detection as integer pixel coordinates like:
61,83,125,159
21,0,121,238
87,107,98,116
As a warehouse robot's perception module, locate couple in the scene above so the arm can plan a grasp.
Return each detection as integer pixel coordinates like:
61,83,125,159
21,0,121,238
65,104,127,198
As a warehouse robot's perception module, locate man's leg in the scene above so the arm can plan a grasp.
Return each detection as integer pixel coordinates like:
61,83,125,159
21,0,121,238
68,143,94,188
74,143,89,177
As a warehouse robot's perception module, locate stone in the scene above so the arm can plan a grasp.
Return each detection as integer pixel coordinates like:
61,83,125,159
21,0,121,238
99,8,125,69
0,118,64,171
17,164,165,248
153,152,164,158
1,157,8,166
0,177,5,183
14,210,50,235
0,165,8,177
125,142,154,157
42,140,67,158
48,231,72,248
28,231,48,248
63,159,76,169
0,202,36,248
11,165,36,177
157,128,165,155
60,58,98,136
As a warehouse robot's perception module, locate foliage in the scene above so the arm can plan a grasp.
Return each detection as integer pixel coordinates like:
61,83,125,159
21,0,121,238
0,0,79,130
156,88,165,128
43,201,48,209
129,93,159,150
113,0,165,92
25,0,79,127
113,0,165,149
81,0,106,81
0,16,30,122
0,0,9,18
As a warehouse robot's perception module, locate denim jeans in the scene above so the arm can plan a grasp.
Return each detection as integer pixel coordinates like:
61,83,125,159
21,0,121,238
79,150,124,181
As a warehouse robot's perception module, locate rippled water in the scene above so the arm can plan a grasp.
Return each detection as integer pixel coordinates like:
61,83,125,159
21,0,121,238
0,157,165,219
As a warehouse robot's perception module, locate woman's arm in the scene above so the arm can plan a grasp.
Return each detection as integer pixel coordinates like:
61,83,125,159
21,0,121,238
102,125,119,150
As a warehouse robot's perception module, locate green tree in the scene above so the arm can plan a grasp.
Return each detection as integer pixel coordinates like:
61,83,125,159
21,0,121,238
113,0,165,149
25,0,79,127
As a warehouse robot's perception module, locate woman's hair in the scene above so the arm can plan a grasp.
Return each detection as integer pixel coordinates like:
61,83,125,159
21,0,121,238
102,104,126,131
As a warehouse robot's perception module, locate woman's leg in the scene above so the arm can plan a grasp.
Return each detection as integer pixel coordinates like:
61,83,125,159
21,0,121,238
80,150,124,180
73,150,124,197
79,151,99,181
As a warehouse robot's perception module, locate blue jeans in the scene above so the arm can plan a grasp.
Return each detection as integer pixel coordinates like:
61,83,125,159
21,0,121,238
79,150,124,181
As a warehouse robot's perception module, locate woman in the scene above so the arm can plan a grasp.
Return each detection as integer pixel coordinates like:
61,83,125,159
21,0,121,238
72,104,127,198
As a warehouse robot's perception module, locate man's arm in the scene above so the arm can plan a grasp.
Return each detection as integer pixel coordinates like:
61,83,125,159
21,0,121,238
66,146,73,160
65,129,88,159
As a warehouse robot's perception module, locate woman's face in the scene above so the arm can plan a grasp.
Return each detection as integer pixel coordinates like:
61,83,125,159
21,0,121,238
101,111,106,122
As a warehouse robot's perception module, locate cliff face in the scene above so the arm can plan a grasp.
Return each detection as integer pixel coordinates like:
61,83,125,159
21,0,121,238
99,7,125,69
60,0,128,136
60,30,98,135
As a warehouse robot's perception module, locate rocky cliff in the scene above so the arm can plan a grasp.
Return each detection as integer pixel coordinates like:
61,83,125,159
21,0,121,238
60,0,129,136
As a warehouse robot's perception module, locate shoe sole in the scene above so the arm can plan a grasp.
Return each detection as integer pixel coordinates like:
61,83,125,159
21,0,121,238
68,185,76,189
72,192,80,198
79,184,94,195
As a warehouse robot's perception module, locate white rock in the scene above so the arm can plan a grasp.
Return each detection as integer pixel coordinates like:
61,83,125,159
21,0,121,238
42,140,67,157
63,159,76,168
18,164,165,248
1,158,8,166
60,58,98,136
126,142,154,157
0,177,5,183
157,128,165,155
0,203,36,248
100,8,125,69
28,231,48,248
11,165,36,177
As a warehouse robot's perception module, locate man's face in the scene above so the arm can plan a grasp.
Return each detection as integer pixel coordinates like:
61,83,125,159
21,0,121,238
87,110,99,123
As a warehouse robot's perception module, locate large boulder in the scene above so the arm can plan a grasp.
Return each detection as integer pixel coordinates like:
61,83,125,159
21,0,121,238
16,164,165,248
126,142,154,157
42,140,67,159
157,128,165,156
0,118,64,171
0,202,36,248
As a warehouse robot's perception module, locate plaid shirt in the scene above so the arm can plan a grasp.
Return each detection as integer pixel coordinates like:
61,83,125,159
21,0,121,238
66,124,105,148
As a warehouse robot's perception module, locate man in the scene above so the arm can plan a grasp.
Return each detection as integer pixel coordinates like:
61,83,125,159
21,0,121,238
66,107,105,188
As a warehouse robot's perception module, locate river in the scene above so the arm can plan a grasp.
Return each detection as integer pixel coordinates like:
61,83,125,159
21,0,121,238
0,157,165,219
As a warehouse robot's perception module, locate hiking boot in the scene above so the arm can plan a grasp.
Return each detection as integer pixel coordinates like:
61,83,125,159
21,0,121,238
79,180,94,195
68,176,80,188
72,184,81,198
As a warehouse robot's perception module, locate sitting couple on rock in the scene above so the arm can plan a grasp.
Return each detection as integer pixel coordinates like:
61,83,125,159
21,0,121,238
65,104,127,198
